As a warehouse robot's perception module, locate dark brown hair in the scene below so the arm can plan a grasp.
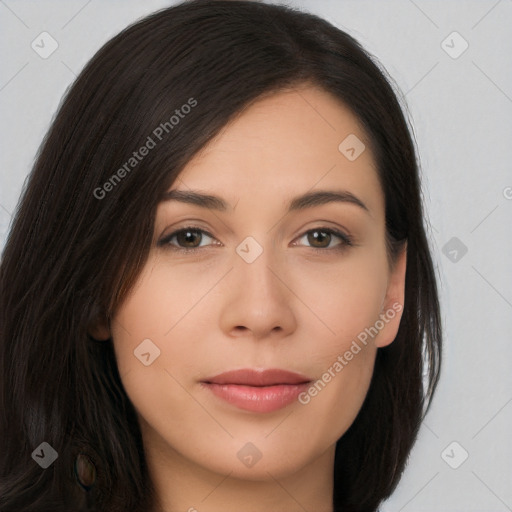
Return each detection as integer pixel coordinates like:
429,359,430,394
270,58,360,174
0,1,442,510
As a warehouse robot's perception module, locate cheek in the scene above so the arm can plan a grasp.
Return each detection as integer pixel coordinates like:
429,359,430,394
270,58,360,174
110,254,211,374
288,247,388,437
109,254,224,443
296,345,376,451
293,244,389,353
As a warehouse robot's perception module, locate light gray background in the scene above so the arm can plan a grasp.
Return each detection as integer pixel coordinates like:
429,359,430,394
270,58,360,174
1,1,511,511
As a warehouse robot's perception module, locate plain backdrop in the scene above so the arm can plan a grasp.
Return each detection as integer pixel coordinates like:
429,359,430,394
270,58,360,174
1,1,511,511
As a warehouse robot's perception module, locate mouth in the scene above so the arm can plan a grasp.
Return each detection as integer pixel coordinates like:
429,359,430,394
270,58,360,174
200,368,313,413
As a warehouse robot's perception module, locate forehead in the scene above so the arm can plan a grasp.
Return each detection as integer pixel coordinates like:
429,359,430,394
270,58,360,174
168,85,384,218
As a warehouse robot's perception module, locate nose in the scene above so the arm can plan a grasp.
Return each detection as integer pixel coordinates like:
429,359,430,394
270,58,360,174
218,245,297,341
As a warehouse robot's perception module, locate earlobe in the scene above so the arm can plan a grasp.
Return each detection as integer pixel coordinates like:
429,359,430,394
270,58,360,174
375,242,407,348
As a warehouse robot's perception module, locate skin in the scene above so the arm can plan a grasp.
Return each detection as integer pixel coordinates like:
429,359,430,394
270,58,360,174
91,84,406,512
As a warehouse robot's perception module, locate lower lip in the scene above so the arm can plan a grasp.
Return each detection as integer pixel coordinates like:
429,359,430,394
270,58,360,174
202,382,310,413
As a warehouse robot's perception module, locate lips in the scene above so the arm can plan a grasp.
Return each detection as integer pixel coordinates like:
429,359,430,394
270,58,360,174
203,368,312,386
201,369,313,413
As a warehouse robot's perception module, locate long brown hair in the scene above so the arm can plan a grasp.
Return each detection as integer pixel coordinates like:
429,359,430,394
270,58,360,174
0,1,442,510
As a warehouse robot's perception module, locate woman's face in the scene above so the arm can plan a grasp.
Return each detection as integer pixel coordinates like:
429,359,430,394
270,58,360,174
103,85,406,483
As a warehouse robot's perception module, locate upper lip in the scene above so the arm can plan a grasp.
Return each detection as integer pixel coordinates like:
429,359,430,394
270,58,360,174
202,368,313,387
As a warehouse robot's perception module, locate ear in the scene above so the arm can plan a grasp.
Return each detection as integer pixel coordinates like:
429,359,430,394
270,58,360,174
374,242,407,349
87,312,111,341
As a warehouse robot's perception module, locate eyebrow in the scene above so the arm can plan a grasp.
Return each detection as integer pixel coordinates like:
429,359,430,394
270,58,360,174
161,189,370,214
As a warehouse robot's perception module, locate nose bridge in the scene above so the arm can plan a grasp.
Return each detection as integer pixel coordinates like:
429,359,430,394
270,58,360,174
217,232,296,339
234,234,281,298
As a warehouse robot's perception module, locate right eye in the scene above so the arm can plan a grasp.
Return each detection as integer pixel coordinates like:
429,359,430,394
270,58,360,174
158,227,218,253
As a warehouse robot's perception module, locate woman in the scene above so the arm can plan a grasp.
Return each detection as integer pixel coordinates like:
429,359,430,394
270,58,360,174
0,1,442,511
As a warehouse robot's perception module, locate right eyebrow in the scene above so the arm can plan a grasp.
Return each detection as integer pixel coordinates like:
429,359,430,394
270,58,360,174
160,189,228,211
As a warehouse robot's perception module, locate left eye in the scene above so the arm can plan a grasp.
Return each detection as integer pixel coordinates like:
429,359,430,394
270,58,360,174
158,227,353,252
295,228,353,250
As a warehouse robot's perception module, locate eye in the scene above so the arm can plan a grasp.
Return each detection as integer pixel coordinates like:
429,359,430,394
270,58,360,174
295,228,353,251
158,226,353,253
158,227,217,252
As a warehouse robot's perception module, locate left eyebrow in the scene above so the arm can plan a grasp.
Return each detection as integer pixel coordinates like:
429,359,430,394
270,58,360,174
287,190,369,214
160,188,370,215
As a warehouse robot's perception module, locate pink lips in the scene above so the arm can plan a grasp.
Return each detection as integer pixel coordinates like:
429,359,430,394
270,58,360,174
201,369,312,413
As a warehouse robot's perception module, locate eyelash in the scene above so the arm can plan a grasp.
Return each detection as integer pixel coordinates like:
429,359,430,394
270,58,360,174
157,225,354,254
